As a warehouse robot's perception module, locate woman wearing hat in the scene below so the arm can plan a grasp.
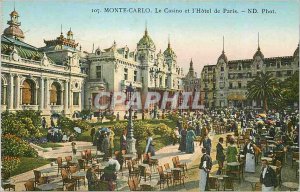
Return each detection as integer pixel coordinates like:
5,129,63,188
244,138,256,173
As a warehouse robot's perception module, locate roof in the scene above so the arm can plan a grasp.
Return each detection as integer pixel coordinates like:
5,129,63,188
1,35,54,63
137,30,155,50
2,35,37,50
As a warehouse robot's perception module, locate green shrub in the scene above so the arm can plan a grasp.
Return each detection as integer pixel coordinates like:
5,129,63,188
2,134,38,157
1,111,42,138
113,122,127,136
1,156,20,179
105,115,116,122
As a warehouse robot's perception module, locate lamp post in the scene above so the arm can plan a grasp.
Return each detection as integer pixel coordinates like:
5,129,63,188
126,83,136,154
149,68,161,119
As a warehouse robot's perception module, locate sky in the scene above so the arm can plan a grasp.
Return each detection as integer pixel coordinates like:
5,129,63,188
2,0,299,74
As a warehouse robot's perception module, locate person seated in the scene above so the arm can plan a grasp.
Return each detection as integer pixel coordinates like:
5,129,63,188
100,158,120,191
86,164,99,191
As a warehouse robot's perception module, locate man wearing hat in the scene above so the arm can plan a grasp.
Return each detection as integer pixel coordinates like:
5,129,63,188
102,132,111,161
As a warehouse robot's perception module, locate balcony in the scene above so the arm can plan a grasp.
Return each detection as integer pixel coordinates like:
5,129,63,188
22,105,39,110
50,105,64,113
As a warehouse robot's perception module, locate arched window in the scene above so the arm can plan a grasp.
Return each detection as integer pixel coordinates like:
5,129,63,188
22,79,35,105
221,66,224,71
50,82,62,105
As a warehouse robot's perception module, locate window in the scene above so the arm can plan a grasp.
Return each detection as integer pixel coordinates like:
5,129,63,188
257,64,260,70
124,68,128,80
221,66,224,71
276,71,282,77
229,83,233,89
238,82,242,88
277,63,280,68
238,73,243,78
134,71,137,81
287,70,292,76
238,65,242,70
73,92,79,105
96,66,102,78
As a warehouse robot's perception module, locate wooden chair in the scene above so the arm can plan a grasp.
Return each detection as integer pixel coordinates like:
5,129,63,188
128,161,139,179
223,177,234,191
208,177,220,191
61,169,77,189
86,149,93,164
94,180,114,191
65,156,72,162
157,166,172,189
33,170,49,186
78,159,89,171
24,180,35,191
57,157,68,176
128,179,136,191
164,163,171,170
148,153,158,171
175,156,187,172
229,163,243,182
139,165,152,181
172,169,184,186
254,182,262,191
128,177,141,191
66,182,76,191
142,153,150,164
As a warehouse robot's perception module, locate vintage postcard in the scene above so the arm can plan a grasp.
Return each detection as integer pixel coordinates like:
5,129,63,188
1,0,299,191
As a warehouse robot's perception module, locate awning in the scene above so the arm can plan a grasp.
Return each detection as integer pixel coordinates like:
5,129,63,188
227,94,246,101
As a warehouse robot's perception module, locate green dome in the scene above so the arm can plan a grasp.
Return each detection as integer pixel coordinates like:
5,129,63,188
137,30,155,50
163,43,176,58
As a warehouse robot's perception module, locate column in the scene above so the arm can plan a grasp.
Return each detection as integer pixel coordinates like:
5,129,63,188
34,88,38,105
39,78,44,110
44,79,50,109
3,86,7,105
64,80,69,113
15,75,20,109
78,92,82,110
8,74,14,110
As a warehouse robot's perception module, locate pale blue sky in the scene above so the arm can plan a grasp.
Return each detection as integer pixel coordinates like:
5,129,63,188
2,0,299,73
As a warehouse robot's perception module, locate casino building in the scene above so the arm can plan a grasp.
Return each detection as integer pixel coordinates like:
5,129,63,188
1,9,87,117
1,9,185,116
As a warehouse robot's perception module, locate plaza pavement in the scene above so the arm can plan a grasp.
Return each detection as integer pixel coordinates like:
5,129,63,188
8,131,299,191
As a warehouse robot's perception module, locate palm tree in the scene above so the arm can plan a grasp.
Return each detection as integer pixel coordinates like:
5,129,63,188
247,72,280,112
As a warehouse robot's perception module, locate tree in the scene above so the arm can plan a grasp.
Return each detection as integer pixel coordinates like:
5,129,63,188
280,71,299,107
247,72,280,112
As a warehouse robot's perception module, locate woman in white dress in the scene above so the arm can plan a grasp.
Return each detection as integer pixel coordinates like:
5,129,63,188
243,138,255,173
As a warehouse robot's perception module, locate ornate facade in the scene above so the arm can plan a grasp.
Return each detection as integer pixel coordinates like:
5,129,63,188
200,40,299,109
86,28,185,111
1,10,87,117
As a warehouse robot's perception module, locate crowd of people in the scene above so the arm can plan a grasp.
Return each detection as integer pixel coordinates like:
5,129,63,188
195,108,299,191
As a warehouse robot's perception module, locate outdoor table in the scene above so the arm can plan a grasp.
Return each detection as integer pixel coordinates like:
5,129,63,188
269,165,278,171
140,163,150,167
165,168,172,173
245,176,260,190
35,182,63,191
72,171,86,188
210,174,229,180
180,159,192,164
123,154,136,158
2,179,15,191
171,168,182,171
150,156,162,160
227,162,240,166
261,157,273,162
39,167,55,176
282,182,299,191
140,180,158,191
